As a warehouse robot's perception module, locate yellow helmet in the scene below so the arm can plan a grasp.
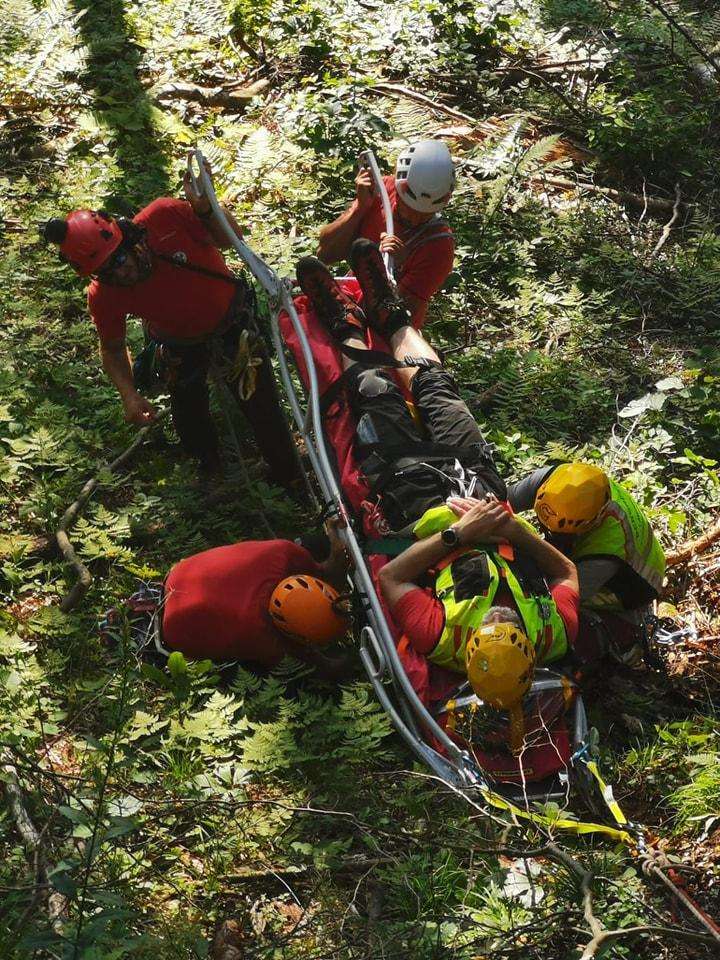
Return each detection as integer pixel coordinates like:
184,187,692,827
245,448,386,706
534,462,610,534
465,623,536,755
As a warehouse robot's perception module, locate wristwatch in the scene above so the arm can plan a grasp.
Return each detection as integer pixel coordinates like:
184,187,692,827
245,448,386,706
440,525,461,548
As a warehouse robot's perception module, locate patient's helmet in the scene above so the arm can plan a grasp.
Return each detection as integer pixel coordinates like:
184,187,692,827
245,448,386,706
465,623,536,754
534,462,610,535
269,575,348,646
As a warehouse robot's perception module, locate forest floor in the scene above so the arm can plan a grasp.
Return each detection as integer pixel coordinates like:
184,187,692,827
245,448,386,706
1,0,719,957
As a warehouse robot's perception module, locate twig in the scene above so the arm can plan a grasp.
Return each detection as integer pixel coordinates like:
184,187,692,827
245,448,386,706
666,515,720,567
56,414,167,611
510,66,590,121
651,183,683,257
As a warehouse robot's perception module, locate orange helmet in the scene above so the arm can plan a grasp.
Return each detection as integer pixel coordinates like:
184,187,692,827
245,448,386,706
43,210,124,275
268,576,348,646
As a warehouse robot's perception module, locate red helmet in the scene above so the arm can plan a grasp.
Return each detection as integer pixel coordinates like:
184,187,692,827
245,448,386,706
58,210,123,275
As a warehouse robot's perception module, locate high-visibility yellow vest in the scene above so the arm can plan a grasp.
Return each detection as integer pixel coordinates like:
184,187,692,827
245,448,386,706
572,479,665,609
413,506,568,673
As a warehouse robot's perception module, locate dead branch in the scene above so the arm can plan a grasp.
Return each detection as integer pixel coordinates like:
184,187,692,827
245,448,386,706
666,515,720,567
154,79,269,111
368,81,479,126
1,754,67,935
651,183,683,257
56,414,166,612
507,66,591,121
644,0,720,78
530,175,694,220
219,857,393,883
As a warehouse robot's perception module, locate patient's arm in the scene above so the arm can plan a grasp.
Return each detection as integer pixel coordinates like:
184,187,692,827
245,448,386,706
378,533,452,609
379,499,510,609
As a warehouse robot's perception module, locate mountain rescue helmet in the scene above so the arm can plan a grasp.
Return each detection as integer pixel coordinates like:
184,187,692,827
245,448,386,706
395,140,456,213
534,462,611,534
465,622,536,755
43,210,123,276
268,575,348,646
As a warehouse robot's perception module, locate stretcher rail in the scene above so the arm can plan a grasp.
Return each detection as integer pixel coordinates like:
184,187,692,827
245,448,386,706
358,149,395,282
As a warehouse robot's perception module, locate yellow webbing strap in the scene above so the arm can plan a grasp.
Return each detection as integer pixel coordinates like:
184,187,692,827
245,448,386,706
583,759,629,827
479,786,634,844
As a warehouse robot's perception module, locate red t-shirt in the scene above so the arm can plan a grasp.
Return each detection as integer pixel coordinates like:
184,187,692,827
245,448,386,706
353,176,454,326
393,583,579,657
162,540,319,664
88,198,235,343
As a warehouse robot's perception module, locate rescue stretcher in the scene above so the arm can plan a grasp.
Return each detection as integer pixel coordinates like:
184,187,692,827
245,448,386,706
187,150,604,814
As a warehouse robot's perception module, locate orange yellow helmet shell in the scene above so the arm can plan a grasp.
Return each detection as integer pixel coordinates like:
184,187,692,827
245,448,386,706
465,622,535,711
269,576,348,646
465,622,536,756
535,462,610,534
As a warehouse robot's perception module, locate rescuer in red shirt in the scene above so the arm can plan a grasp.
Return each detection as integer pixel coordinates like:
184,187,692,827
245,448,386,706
42,159,298,481
161,523,350,668
317,140,456,328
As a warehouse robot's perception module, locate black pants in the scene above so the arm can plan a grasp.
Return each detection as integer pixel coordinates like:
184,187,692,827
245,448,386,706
346,363,506,529
164,323,299,482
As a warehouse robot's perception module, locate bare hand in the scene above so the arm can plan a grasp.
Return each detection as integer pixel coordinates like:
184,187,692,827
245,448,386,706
452,498,511,544
325,515,351,567
355,166,375,210
379,232,408,266
123,393,157,426
183,152,213,216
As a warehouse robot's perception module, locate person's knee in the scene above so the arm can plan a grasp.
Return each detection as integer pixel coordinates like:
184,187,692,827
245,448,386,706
411,366,457,401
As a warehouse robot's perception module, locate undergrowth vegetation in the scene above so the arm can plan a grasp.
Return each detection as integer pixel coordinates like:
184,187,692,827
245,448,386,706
1,0,719,956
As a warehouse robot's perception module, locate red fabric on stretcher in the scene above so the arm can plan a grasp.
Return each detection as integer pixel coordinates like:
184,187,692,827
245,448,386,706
279,285,572,784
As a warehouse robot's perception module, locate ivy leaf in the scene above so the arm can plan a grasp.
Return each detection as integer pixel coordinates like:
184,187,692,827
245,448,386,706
618,392,667,418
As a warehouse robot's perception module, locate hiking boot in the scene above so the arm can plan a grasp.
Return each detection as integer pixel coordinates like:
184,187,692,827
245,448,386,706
350,238,412,338
296,256,366,342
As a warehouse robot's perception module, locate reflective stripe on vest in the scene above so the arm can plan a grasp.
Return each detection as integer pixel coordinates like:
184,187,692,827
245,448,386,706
430,550,568,673
573,479,665,598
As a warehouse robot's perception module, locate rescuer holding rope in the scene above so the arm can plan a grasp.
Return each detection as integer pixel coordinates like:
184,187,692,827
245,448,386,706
42,157,298,482
317,140,456,328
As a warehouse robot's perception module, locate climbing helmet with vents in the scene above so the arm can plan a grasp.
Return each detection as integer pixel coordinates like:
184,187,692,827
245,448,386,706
43,210,124,276
534,462,611,535
465,621,536,756
394,140,456,214
268,575,348,646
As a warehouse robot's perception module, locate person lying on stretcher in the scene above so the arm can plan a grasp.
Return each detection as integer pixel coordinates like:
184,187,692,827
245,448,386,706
295,243,581,744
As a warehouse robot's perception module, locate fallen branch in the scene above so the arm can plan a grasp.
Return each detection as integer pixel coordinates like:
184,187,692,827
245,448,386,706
666,516,720,567
56,415,166,612
368,81,479,127
154,79,269,111
529,175,694,220
1,753,67,936
651,183,683,257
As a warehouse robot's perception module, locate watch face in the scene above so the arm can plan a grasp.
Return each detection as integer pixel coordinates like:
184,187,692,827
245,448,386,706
442,527,458,546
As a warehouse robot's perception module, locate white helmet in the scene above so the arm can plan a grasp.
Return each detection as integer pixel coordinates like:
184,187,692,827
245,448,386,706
395,140,456,213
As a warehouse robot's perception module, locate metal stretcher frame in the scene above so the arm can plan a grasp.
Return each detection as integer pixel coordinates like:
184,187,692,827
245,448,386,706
188,150,588,801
